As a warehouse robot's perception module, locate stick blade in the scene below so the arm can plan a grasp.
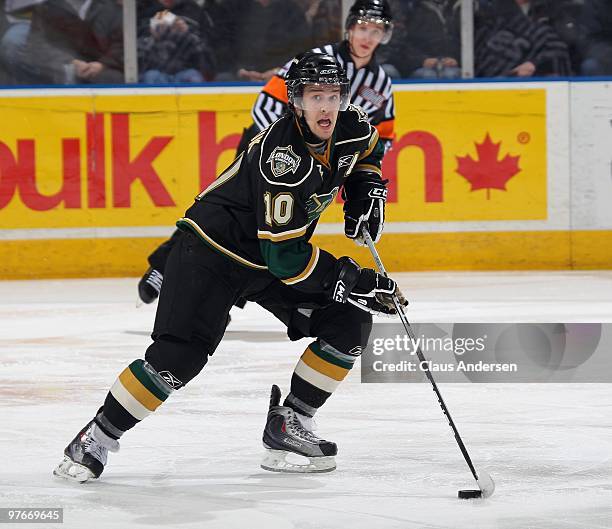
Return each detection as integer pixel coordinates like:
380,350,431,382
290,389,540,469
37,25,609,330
477,470,495,498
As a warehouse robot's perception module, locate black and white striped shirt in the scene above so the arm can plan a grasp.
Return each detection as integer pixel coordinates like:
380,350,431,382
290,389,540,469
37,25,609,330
251,40,395,145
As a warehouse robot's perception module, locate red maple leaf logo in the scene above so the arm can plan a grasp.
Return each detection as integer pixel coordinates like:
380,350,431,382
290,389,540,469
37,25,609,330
456,134,521,199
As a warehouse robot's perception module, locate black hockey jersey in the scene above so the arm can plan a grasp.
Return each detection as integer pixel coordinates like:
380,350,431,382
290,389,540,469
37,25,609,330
177,104,384,295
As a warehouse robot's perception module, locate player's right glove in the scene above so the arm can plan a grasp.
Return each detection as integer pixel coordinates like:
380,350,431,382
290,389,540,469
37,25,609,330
328,256,408,316
343,175,388,246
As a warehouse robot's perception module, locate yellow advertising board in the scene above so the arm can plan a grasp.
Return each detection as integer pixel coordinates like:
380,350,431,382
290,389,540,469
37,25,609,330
0,93,252,228
0,85,608,278
383,89,547,222
0,89,546,227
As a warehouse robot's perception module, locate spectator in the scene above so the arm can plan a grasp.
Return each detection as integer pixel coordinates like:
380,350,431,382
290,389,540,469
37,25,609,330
504,0,585,75
374,0,413,78
475,0,571,77
137,0,215,83
0,0,35,84
0,1,7,35
17,0,124,85
0,2,8,81
580,0,612,76
533,0,584,75
204,0,310,81
384,0,462,79
295,0,343,50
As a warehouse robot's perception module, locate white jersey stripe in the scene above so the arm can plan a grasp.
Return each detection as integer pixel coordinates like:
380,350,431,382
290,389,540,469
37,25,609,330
253,93,272,130
373,67,385,91
385,96,394,119
358,71,376,112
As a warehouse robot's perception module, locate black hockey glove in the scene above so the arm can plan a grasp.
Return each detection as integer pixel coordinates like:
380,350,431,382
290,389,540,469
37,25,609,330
328,256,408,316
343,175,387,246
138,267,163,304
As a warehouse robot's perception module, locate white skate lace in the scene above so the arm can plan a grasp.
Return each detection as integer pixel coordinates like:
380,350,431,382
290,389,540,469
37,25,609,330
82,434,108,465
81,424,119,465
295,412,318,432
287,412,323,444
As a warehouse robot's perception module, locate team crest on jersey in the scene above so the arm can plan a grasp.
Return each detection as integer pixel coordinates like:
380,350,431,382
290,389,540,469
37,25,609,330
267,146,301,178
305,187,339,223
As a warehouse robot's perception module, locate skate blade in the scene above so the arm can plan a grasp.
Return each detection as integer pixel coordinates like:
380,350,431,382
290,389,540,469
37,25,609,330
260,449,336,474
53,456,97,483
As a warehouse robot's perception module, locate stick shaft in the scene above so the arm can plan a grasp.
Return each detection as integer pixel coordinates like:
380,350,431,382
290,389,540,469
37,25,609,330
361,229,480,482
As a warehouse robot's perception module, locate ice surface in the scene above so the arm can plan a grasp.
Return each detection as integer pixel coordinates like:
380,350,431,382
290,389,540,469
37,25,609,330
1,272,612,529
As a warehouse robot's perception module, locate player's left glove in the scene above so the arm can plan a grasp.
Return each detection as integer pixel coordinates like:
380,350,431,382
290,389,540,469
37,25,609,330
329,256,408,316
343,174,387,246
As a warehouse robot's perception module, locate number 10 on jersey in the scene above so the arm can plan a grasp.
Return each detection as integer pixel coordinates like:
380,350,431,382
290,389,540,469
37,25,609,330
263,192,294,226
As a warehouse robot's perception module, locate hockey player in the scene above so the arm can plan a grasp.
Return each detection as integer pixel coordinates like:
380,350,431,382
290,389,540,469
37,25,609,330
55,52,405,481
138,0,395,305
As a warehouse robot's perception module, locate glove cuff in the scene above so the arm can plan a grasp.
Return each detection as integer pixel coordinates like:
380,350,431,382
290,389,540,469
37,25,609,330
330,256,361,303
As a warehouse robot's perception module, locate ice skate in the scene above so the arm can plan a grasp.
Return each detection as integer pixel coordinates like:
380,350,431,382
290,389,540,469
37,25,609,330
261,385,337,473
53,420,119,483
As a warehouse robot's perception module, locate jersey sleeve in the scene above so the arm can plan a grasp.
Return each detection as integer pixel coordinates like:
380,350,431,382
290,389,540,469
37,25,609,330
254,166,336,295
352,124,385,177
251,58,292,131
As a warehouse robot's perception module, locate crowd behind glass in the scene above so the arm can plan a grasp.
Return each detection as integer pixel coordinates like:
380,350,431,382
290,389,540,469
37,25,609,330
0,0,610,86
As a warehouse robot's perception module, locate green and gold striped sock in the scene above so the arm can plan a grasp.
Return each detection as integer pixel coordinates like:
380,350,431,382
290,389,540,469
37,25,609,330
285,340,358,417
96,359,175,438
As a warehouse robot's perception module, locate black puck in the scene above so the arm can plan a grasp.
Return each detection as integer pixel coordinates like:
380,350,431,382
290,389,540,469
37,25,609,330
458,489,482,499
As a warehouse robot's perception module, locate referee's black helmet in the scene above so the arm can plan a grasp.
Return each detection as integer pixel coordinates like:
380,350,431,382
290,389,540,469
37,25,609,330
346,0,394,44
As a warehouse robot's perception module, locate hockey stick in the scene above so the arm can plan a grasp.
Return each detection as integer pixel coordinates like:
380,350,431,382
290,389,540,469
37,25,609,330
361,227,495,499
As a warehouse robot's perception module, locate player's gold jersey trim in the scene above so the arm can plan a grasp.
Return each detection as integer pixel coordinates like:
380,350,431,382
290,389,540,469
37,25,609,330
354,163,382,176
195,153,244,200
177,218,268,270
257,224,309,242
282,246,320,285
358,128,380,160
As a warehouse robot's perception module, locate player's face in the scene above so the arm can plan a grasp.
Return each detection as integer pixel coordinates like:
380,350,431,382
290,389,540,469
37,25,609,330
348,20,385,58
299,85,342,141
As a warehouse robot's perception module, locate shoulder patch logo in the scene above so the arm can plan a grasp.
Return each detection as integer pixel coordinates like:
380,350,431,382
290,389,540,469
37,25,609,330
267,146,301,178
338,155,353,169
305,187,339,223
338,153,359,175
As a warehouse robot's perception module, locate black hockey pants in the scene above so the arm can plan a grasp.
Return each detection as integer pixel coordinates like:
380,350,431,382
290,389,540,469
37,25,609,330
144,231,372,388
